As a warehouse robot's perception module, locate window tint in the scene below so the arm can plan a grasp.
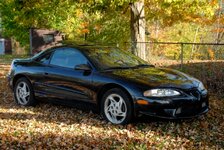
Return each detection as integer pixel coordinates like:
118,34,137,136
35,52,51,65
84,47,148,70
50,48,88,69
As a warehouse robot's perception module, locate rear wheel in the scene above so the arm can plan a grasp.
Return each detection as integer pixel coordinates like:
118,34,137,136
101,88,133,125
14,77,36,106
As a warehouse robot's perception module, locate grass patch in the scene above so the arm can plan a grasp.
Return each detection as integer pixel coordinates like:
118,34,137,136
0,55,29,64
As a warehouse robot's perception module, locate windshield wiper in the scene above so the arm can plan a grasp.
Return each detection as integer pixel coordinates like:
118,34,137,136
104,66,131,70
133,64,155,68
104,64,154,70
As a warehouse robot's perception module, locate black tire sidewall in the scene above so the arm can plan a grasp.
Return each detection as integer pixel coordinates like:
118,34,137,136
14,77,36,106
101,88,133,125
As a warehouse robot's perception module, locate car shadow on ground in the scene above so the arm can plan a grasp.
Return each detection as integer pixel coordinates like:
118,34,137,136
1,100,222,148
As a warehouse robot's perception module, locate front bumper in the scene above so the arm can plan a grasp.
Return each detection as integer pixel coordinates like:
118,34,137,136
135,89,209,119
7,74,13,90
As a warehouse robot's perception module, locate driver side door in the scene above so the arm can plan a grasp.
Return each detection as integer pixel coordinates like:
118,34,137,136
43,47,94,103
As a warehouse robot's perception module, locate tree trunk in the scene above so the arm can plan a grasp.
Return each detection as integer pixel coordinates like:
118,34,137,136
190,26,199,60
130,1,146,60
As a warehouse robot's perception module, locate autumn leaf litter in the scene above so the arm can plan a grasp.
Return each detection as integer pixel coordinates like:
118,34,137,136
0,63,224,149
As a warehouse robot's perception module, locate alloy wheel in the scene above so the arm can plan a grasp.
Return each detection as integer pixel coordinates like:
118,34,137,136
104,93,127,124
16,81,30,105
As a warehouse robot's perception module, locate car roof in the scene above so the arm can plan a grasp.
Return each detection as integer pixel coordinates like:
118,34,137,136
68,44,116,49
37,43,117,57
61,41,117,50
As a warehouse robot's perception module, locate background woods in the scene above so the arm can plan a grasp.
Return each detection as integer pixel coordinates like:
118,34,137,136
0,0,222,55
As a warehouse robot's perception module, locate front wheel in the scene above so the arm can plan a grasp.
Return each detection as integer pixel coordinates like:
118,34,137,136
101,88,133,125
14,77,36,106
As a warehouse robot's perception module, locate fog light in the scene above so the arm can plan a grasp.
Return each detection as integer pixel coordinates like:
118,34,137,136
176,108,182,114
136,100,149,105
164,109,176,117
202,102,206,107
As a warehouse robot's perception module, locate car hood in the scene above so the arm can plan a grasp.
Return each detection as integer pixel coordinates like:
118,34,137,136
103,67,200,90
14,58,31,62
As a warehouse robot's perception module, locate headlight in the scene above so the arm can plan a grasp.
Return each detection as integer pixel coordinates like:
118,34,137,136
198,82,205,91
143,89,180,97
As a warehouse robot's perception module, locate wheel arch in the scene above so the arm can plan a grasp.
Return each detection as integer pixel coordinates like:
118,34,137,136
13,74,32,89
97,83,135,112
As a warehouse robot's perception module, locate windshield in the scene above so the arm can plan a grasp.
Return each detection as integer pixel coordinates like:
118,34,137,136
31,50,47,60
84,47,150,70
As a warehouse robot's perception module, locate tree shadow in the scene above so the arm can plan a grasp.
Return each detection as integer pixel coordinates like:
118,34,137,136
168,61,224,97
0,98,223,148
0,131,124,149
0,101,223,149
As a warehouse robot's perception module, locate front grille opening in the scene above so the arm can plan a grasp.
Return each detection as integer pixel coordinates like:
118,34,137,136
185,88,201,100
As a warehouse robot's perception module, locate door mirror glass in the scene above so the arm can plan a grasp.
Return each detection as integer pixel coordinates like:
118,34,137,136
75,64,91,71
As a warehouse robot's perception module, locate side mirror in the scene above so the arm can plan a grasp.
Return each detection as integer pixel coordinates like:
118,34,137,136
75,64,92,71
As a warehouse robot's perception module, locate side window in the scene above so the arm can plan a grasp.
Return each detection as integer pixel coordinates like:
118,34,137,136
35,52,52,65
50,48,88,69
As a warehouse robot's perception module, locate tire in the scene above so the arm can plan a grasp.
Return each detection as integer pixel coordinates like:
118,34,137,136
101,88,133,125
14,77,36,106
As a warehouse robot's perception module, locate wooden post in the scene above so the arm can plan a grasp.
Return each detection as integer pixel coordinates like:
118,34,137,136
180,43,184,70
29,28,33,55
130,0,146,60
190,26,199,60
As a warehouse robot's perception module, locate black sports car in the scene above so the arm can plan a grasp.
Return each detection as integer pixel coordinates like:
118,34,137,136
7,45,209,124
